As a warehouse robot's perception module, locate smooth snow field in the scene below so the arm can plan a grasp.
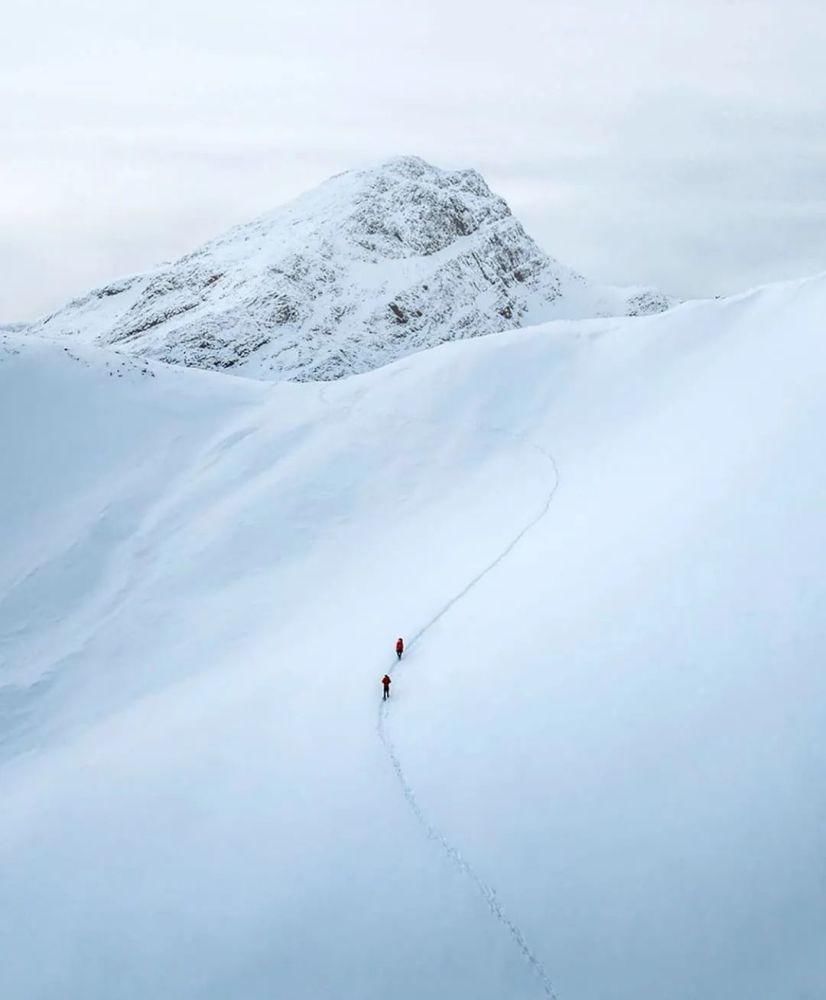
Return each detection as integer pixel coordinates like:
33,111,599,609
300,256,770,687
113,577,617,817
1,275,825,999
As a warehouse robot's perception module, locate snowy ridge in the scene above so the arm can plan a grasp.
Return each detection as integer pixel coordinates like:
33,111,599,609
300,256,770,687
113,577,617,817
22,157,672,381
1,273,824,998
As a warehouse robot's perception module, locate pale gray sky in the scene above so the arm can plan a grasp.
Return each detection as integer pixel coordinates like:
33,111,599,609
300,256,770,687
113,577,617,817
3,0,826,320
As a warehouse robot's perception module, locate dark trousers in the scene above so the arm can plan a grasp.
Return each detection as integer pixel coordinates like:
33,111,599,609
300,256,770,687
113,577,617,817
396,651,402,660
383,687,390,700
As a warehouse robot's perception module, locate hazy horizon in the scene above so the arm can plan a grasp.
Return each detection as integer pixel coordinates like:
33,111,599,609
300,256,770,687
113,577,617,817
3,0,826,320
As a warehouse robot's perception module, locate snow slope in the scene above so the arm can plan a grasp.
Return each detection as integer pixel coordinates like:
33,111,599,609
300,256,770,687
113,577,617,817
1,274,824,1000
22,157,671,381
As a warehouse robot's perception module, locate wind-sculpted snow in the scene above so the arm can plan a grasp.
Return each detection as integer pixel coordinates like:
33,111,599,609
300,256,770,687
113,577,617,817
24,156,671,380
1,273,824,1000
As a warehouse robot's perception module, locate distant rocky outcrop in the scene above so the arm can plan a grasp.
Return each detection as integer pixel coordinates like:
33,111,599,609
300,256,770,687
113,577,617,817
24,156,672,380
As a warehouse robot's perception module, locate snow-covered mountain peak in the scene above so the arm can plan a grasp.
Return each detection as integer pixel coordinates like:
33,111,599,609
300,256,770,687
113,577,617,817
187,155,508,268
284,155,506,257
24,157,672,380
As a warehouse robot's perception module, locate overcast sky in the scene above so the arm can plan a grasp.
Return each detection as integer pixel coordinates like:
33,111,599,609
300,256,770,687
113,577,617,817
3,0,826,320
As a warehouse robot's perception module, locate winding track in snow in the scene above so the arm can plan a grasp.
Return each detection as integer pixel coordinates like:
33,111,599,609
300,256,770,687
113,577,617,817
377,431,562,1000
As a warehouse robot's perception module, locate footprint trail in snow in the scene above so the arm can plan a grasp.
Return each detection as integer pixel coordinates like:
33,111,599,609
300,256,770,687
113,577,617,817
377,434,561,1000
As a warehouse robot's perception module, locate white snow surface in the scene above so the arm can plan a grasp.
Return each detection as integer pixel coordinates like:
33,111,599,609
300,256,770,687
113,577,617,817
22,157,671,381
1,274,824,999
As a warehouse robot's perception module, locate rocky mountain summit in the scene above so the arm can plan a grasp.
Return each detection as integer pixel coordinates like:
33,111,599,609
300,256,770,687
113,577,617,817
25,156,672,380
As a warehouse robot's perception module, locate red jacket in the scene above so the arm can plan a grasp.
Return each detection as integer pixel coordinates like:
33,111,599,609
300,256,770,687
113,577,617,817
382,675,391,688
396,638,404,653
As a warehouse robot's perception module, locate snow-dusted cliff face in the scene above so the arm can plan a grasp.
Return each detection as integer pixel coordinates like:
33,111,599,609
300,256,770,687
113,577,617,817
26,156,671,380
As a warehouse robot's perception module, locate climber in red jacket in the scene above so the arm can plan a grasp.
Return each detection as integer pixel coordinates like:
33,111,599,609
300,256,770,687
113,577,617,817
396,637,404,660
382,674,392,700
